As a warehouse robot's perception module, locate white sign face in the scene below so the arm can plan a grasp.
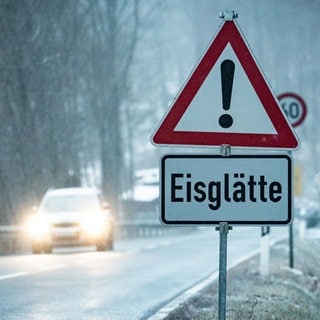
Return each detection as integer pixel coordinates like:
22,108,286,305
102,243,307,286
160,155,292,225
174,44,277,134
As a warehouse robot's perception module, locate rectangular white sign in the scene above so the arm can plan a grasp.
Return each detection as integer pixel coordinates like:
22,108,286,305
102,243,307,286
160,154,292,225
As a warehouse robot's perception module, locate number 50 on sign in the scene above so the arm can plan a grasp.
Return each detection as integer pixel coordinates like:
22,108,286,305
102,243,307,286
278,92,307,128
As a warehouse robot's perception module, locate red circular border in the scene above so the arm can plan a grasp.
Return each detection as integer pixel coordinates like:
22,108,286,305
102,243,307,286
277,92,307,128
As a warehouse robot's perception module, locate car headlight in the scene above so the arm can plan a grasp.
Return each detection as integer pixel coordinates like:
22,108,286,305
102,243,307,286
81,214,106,236
26,215,50,239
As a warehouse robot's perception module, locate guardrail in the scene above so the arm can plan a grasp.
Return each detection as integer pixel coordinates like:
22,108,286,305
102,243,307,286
0,226,28,255
115,221,194,239
0,222,195,255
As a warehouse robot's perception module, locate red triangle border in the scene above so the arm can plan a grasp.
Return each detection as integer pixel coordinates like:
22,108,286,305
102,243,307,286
152,20,299,149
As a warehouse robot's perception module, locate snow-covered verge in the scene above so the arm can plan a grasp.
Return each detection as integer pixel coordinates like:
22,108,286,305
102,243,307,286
164,237,320,320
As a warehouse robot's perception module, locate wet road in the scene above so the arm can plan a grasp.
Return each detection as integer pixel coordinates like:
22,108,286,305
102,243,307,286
0,227,286,319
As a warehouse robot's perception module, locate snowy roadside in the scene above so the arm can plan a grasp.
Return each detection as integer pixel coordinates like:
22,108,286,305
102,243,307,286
162,228,320,319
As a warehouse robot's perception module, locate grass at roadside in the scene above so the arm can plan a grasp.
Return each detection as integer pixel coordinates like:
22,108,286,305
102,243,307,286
164,236,320,320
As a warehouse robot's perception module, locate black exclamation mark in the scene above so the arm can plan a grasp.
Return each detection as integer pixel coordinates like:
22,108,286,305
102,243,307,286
219,59,235,129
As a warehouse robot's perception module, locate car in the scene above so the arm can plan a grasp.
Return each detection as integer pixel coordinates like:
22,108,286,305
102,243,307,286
26,187,114,254
296,198,320,228
299,206,320,228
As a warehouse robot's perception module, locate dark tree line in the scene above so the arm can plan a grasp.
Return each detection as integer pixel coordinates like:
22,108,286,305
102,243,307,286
0,0,140,223
0,0,318,223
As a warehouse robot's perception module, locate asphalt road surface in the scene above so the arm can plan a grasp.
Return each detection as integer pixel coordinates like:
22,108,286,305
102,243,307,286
0,227,286,319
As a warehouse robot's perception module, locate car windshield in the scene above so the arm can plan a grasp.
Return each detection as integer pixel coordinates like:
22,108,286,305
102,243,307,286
41,194,100,213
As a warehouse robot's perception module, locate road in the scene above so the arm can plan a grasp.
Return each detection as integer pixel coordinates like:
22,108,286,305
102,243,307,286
0,226,286,319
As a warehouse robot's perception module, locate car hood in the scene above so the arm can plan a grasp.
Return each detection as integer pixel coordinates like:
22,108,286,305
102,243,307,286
45,211,96,224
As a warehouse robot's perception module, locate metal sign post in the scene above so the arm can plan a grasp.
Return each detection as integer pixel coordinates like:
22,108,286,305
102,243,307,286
278,93,306,269
216,222,232,320
152,10,298,320
289,150,294,269
289,223,294,268
216,146,232,320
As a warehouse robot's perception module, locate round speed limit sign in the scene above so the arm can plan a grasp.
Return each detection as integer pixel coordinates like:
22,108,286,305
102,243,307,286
278,92,307,128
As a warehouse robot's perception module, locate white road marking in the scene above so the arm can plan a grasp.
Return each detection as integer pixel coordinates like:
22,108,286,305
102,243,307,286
0,237,187,281
0,272,28,281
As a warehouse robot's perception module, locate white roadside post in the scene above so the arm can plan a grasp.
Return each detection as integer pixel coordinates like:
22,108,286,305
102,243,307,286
299,219,306,240
260,226,270,278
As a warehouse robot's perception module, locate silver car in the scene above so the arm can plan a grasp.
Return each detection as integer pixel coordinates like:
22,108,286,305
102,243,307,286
27,188,114,254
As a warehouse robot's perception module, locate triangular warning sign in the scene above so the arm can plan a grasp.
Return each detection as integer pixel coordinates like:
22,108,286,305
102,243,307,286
151,19,299,149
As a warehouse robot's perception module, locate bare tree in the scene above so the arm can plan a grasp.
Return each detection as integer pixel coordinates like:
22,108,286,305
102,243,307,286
77,0,140,215
0,0,142,222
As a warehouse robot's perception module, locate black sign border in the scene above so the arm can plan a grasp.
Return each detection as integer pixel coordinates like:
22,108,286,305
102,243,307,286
160,154,292,226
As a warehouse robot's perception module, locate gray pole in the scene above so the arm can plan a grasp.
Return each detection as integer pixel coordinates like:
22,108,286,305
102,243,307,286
289,150,294,269
216,222,232,320
289,223,294,268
